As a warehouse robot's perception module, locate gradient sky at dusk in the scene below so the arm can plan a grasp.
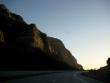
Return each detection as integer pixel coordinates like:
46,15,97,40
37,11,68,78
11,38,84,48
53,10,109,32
1,0,110,69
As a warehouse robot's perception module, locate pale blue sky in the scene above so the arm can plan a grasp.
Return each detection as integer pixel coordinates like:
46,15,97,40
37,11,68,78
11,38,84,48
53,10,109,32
1,0,110,69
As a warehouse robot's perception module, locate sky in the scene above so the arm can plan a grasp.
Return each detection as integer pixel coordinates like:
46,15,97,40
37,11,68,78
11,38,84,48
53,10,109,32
1,0,110,69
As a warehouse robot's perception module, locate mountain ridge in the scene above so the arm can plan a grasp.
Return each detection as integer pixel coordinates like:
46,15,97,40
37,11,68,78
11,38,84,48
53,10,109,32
0,4,83,70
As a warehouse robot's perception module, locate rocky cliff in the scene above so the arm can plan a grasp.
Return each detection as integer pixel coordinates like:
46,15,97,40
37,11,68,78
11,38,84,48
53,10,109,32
0,4,83,70
47,37,82,69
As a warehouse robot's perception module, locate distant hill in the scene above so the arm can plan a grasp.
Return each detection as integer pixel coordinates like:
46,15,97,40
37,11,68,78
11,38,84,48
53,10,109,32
0,4,83,70
82,58,110,83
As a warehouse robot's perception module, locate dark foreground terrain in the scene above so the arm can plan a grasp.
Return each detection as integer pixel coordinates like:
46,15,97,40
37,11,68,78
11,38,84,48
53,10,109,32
0,71,103,83
82,67,110,83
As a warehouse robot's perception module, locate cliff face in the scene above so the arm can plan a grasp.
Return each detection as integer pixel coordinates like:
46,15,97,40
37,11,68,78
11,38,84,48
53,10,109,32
48,37,79,68
0,4,82,70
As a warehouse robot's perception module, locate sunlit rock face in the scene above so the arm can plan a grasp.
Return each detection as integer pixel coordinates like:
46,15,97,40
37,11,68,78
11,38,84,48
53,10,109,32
32,24,50,53
0,4,83,70
47,37,82,70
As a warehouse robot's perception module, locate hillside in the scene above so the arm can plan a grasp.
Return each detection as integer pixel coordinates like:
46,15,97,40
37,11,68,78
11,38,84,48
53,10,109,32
82,58,110,83
0,4,83,70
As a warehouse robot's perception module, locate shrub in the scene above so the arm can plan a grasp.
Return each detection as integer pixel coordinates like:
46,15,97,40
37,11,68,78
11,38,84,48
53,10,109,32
107,57,110,66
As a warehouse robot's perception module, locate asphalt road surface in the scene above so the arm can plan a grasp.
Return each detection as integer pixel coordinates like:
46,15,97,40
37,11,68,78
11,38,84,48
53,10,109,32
0,71,103,83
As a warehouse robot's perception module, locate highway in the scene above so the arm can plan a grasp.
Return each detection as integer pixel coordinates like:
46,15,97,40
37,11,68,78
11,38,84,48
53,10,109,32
0,71,103,83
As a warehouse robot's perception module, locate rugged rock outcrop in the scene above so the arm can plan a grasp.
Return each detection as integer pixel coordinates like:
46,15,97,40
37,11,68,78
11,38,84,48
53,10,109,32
0,4,83,70
48,37,80,68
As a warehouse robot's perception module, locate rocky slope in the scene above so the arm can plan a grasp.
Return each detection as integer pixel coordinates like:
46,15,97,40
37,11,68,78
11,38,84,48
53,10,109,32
0,4,82,70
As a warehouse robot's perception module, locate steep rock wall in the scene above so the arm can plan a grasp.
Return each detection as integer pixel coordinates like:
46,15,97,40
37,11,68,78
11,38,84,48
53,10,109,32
0,4,83,70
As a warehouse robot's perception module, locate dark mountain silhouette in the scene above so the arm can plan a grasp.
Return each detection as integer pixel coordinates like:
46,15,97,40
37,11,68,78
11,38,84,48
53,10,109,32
0,4,83,70
82,57,110,83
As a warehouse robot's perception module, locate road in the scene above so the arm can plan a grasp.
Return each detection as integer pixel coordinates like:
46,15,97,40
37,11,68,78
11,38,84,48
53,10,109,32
0,71,103,83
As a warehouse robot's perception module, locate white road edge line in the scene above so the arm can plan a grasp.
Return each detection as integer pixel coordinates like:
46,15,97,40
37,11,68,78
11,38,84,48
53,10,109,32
73,72,87,83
